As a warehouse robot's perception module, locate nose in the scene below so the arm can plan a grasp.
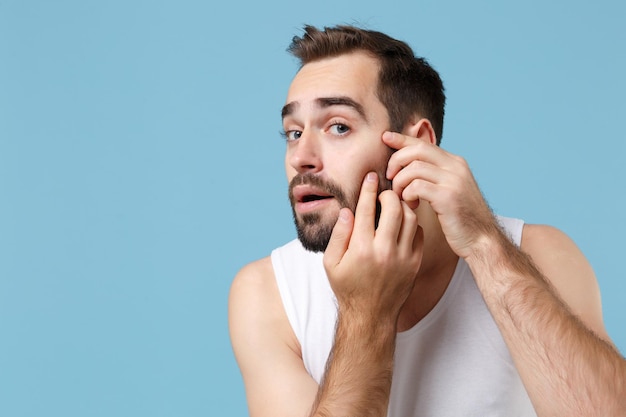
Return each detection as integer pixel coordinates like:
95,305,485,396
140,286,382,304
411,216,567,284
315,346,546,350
287,131,322,174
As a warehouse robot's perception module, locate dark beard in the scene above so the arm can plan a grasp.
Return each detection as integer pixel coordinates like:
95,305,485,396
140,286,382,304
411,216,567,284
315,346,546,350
289,173,354,253
295,212,336,252
289,172,390,253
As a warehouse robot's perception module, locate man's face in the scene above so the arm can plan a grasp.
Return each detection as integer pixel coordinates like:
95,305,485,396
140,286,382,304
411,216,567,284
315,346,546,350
282,52,393,252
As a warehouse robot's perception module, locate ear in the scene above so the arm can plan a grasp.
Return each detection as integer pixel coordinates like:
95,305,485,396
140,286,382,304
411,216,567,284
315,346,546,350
404,118,437,145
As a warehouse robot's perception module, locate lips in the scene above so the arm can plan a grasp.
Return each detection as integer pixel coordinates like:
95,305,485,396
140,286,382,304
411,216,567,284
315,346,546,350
292,185,334,203
291,184,335,213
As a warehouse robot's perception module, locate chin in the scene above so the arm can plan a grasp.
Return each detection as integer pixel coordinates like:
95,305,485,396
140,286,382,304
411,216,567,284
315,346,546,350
295,215,335,253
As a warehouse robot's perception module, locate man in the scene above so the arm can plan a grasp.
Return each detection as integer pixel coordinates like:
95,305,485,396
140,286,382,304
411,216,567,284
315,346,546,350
229,25,625,416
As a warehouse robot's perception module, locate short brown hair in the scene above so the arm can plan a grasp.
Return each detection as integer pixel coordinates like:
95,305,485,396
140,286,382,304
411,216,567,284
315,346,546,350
288,25,446,145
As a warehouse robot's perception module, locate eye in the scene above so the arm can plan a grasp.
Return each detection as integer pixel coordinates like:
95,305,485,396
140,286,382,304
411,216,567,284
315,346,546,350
281,130,303,141
329,123,350,136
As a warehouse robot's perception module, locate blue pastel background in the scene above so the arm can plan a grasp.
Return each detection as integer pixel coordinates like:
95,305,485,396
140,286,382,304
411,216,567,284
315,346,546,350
1,0,624,415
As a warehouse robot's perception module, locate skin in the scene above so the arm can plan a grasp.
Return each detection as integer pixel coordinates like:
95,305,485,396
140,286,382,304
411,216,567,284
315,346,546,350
229,51,626,417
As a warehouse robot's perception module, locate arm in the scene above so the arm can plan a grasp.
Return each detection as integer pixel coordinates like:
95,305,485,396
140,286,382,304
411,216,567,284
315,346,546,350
383,130,626,417
229,258,318,417
466,223,626,416
310,300,398,417
230,173,422,417
314,172,423,416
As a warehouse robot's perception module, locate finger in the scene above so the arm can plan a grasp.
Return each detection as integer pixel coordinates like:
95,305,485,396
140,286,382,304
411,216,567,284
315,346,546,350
352,172,379,238
323,208,354,269
406,199,420,210
397,201,418,247
384,136,451,180
412,224,424,257
375,190,403,242
402,179,441,210
382,131,420,151
391,159,445,198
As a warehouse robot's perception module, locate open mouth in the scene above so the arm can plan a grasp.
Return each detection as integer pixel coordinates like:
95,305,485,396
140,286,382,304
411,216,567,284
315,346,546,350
301,194,333,203
290,183,336,212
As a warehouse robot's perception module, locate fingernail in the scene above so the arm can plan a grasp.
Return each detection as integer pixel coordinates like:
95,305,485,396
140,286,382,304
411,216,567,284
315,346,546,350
338,209,350,222
366,172,377,182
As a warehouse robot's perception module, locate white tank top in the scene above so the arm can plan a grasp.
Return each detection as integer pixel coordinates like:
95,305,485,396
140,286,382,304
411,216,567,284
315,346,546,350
271,216,537,416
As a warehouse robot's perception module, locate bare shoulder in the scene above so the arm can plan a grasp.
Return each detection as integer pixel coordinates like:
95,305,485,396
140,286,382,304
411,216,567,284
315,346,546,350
228,257,316,416
520,224,611,342
228,256,299,355
229,257,276,305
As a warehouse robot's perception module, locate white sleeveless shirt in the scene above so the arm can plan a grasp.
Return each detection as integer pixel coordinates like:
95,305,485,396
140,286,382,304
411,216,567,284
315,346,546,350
271,216,537,416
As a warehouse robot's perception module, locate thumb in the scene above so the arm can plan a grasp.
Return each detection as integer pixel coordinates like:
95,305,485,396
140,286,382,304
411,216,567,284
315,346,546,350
323,208,354,269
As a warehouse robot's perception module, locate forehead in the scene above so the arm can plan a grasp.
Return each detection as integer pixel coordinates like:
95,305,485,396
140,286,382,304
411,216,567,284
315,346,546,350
285,52,382,111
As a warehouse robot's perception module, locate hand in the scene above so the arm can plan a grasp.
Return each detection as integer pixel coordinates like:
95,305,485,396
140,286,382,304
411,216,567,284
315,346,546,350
323,172,423,321
382,131,498,259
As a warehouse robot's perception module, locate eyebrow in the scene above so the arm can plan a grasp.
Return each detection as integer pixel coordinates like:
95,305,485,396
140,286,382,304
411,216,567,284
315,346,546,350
281,96,368,122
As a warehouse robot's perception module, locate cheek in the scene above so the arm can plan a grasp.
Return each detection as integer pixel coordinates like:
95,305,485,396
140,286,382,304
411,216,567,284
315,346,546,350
356,149,392,177
339,160,387,200
354,151,393,192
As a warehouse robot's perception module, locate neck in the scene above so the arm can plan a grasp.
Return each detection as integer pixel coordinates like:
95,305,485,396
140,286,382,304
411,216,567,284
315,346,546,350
396,204,459,332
